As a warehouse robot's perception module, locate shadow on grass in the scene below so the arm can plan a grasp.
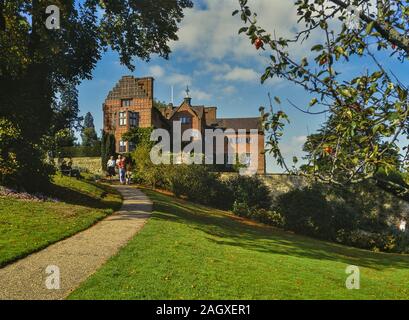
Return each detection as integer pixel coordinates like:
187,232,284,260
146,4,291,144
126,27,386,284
146,190,409,271
49,181,121,211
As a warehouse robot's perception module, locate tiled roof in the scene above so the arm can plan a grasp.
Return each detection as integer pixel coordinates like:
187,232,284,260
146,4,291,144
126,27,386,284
191,106,204,118
167,105,205,119
213,117,261,131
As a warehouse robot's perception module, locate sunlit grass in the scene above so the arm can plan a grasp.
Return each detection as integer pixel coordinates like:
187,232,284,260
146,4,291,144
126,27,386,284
0,175,122,267
69,189,409,300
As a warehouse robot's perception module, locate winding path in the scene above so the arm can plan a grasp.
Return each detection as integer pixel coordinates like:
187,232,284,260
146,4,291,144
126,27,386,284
0,186,152,300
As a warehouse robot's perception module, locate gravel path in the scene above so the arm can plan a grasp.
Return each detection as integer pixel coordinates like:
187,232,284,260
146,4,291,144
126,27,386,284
0,186,152,300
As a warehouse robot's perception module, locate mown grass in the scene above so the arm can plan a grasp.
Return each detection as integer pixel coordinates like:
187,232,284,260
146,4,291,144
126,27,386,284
0,175,122,267
69,189,409,300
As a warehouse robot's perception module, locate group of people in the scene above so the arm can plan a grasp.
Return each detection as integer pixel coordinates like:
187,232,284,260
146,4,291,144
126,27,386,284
106,155,132,185
59,159,81,178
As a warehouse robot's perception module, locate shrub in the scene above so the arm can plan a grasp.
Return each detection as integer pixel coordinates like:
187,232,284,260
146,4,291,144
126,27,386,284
131,145,168,189
336,229,396,252
276,184,362,240
0,118,55,192
274,182,407,252
232,202,284,227
227,175,272,210
167,164,231,208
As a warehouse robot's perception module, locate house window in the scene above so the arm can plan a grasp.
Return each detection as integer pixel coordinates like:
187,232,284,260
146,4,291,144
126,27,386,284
129,112,139,127
119,141,127,153
180,117,191,124
119,112,127,126
122,99,132,107
129,141,136,152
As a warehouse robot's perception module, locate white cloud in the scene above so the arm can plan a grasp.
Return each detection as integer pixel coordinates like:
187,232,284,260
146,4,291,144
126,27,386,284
280,135,307,159
222,85,237,95
218,67,259,82
292,135,308,144
149,65,165,78
191,89,211,101
171,0,317,61
164,73,192,86
178,88,211,101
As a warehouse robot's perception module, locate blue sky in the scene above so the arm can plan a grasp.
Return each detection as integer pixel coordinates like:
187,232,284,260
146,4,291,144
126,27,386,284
78,0,408,173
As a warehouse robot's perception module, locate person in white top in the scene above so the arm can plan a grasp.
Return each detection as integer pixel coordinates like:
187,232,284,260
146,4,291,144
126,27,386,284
107,156,116,180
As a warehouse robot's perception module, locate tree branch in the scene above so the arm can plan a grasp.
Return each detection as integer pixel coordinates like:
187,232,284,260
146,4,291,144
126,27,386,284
329,0,409,54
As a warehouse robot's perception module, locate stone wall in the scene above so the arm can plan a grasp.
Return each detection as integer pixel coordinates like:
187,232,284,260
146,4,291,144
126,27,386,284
220,173,409,218
57,157,102,174
219,173,309,201
260,174,310,200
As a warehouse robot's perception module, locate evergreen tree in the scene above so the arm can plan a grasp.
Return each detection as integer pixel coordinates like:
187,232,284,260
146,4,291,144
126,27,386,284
101,130,116,171
81,112,98,147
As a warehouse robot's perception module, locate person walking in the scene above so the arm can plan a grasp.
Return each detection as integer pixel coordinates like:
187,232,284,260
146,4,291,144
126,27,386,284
117,155,126,185
125,162,133,185
106,156,116,180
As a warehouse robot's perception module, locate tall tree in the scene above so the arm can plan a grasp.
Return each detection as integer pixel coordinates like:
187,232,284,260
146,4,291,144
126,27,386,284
81,112,98,147
0,0,193,190
46,82,82,156
235,0,409,186
101,131,116,171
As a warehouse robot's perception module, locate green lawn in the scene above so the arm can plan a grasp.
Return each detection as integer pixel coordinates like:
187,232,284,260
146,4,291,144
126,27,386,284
69,189,409,300
0,175,122,267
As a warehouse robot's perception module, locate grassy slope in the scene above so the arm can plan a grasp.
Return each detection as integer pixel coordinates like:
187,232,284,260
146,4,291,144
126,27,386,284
69,189,409,300
0,175,122,267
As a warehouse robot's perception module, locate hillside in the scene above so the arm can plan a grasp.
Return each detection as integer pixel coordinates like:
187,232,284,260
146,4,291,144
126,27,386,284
69,189,409,300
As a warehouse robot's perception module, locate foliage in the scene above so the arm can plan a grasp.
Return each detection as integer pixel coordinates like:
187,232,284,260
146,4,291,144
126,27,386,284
232,202,284,227
374,168,409,201
168,164,229,207
227,175,272,210
0,118,21,181
275,181,406,252
0,0,192,190
276,185,357,241
122,127,154,148
46,82,81,157
153,99,170,110
234,0,409,186
0,118,54,191
132,144,167,188
81,112,99,147
101,131,116,171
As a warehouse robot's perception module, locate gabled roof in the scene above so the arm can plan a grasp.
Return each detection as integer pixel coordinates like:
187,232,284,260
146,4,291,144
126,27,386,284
168,101,205,120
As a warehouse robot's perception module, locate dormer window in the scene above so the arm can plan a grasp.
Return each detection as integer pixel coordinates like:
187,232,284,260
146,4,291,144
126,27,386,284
121,99,132,107
180,117,191,124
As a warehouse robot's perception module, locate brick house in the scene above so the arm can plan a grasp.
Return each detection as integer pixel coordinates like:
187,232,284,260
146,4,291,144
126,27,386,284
103,76,266,174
